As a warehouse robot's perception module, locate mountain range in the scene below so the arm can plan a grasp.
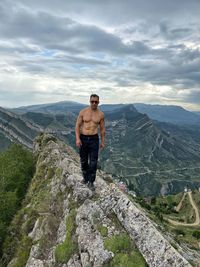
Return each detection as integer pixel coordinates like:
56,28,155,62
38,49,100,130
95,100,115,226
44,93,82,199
1,101,200,196
134,103,200,125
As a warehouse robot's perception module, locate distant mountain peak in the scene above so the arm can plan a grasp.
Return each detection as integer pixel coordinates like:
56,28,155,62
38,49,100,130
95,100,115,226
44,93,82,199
120,104,138,113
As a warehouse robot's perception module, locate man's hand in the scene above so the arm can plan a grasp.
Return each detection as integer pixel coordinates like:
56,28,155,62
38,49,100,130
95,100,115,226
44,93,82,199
76,139,82,148
100,143,105,150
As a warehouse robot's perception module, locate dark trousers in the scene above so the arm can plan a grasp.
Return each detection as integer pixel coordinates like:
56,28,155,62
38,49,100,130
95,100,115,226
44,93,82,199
79,134,99,183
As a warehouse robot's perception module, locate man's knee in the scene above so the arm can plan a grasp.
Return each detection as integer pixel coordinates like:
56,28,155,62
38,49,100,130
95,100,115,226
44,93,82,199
90,158,98,170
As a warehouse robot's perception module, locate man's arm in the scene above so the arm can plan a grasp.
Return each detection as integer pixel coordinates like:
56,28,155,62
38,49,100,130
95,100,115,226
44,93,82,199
99,113,105,149
75,110,83,148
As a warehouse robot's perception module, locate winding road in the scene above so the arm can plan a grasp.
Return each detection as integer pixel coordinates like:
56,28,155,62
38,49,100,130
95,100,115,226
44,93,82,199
167,191,200,227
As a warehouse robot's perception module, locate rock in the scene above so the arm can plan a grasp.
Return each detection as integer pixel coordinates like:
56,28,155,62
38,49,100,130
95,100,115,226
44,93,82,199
7,134,195,267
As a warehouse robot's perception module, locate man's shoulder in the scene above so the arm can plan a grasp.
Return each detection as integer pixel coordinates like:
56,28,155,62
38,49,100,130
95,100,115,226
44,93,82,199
79,107,90,114
98,109,104,118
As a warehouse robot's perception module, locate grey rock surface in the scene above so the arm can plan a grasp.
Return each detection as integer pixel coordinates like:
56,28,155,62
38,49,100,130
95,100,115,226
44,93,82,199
7,134,195,267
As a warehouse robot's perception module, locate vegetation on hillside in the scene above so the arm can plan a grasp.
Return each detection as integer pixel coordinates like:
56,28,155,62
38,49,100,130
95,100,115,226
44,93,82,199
134,191,200,254
0,144,35,262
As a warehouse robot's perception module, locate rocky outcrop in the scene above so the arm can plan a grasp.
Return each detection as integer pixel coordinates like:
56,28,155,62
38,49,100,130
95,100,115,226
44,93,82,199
6,134,193,267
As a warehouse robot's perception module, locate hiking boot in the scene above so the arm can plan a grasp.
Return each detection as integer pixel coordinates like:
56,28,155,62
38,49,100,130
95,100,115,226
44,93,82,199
88,182,95,191
81,179,88,185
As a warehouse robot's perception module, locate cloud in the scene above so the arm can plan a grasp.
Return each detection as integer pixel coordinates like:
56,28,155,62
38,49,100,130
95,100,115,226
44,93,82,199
0,0,200,110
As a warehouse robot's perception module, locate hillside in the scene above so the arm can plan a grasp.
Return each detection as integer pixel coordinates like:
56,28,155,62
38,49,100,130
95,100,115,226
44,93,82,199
100,105,200,196
0,107,42,150
1,134,193,267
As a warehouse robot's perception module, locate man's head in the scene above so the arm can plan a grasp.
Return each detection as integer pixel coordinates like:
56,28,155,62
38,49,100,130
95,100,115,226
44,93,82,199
90,94,99,110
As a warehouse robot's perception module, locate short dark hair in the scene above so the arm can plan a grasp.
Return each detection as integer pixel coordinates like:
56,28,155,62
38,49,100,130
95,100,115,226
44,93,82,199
90,94,99,100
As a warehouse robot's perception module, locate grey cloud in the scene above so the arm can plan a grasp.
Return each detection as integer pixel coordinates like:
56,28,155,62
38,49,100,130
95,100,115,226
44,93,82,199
17,0,200,25
159,22,194,40
0,43,40,54
0,6,154,56
183,90,200,104
56,55,110,66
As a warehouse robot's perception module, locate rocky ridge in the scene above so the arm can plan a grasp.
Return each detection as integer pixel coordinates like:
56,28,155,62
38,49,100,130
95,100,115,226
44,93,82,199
0,107,42,149
6,134,192,267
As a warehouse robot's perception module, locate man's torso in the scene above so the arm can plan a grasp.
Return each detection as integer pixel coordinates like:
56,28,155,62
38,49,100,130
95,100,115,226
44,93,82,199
81,107,103,135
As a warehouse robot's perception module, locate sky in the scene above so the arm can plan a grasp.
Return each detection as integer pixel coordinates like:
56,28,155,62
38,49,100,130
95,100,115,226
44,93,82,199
0,0,200,111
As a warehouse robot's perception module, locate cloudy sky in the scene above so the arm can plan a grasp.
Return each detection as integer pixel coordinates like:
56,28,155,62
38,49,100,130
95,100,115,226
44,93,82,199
0,0,200,110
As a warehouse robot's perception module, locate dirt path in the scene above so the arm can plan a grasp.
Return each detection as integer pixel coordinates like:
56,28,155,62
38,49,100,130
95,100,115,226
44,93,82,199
188,191,200,225
167,191,200,227
175,192,187,212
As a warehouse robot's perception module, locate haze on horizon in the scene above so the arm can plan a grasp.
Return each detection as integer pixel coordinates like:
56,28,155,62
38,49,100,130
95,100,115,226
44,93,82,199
0,0,200,111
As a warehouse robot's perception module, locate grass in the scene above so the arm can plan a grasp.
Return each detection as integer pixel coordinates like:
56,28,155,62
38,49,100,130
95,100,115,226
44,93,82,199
104,233,147,267
97,224,108,237
104,233,133,253
55,209,78,263
170,225,200,250
10,235,32,267
108,250,147,267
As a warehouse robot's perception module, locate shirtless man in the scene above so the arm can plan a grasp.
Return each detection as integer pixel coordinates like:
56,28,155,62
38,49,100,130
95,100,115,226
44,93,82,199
75,94,105,190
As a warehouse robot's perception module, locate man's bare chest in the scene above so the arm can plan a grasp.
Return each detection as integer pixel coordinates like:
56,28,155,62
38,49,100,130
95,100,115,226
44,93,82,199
83,112,100,124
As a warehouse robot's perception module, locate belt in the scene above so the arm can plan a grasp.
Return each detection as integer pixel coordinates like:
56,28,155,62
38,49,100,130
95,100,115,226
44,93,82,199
80,133,99,139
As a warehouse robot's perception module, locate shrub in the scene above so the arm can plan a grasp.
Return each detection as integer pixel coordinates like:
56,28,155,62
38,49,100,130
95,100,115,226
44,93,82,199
174,229,185,236
192,231,200,240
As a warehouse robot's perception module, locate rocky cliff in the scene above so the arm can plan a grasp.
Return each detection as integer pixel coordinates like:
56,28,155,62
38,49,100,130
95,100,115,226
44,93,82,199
4,134,194,267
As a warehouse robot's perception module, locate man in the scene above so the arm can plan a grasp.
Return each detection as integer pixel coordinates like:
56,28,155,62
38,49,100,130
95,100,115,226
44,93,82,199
75,94,105,191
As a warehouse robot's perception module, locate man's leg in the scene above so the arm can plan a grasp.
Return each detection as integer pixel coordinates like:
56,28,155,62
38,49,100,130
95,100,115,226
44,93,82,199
88,138,99,184
79,139,89,183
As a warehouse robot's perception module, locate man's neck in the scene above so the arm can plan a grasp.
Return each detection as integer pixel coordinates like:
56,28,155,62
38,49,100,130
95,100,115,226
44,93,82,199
90,107,98,111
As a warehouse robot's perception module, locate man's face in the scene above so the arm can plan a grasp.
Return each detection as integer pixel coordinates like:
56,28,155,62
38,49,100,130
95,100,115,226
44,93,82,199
90,97,99,110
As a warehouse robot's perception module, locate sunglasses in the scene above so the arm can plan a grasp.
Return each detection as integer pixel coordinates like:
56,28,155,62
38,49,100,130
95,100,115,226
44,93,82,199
90,101,99,104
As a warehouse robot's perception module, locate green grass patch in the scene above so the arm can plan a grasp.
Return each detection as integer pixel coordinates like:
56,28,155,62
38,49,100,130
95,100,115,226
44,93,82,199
11,235,32,267
55,167,62,178
97,224,108,237
55,209,78,263
46,167,55,180
104,233,133,253
108,250,147,267
104,233,147,267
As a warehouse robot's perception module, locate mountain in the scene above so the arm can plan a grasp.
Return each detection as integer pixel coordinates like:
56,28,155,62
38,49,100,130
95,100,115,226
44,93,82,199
99,104,126,112
1,134,194,266
21,111,76,130
134,103,200,125
12,101,200,125
2,102,200,197
100,104,200,196
12,101,86,115
0,107,42,150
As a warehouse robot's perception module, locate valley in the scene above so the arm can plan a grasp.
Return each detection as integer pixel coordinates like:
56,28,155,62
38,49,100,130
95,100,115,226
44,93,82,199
1,101,200,196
